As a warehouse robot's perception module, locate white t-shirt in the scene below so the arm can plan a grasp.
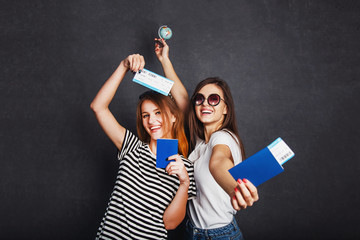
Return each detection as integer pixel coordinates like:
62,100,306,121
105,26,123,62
188,129,242,229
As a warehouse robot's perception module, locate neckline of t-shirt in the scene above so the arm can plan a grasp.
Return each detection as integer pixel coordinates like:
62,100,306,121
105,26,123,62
203,129,238,145
145,143,156,158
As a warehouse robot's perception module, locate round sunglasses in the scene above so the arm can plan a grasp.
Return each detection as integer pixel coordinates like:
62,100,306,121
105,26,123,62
193,93,225,106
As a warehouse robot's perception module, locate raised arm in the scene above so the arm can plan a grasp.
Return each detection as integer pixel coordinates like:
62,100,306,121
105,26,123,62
209,145,259,211
90,54,145,150
155,38,189,111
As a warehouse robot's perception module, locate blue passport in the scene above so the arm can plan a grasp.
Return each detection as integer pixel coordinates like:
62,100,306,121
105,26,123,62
228,138,294,187
156,139,178,168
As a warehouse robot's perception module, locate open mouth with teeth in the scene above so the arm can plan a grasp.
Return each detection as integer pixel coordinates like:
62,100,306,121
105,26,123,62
150,126,161,132
201,109,213,115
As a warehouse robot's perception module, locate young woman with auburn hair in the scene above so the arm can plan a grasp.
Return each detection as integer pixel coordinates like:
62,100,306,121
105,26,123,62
136,90,188,157
91,53,196,240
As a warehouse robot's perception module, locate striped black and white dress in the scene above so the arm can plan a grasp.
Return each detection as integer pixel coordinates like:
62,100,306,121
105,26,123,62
96,130,196,240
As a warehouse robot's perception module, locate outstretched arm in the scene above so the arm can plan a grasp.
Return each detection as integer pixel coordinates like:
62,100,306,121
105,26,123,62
155,38,189,111
90,54,145,150
209,145,259,211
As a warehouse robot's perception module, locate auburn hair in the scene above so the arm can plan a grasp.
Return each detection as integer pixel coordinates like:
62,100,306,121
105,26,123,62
187,77,245,159
136,91,188,157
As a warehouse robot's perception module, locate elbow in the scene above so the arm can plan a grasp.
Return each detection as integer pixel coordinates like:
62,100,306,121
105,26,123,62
164,221,180,230
90,101,102,113
90,102,95,112
90,101,96,111
164,223,176,230
163,215,184,230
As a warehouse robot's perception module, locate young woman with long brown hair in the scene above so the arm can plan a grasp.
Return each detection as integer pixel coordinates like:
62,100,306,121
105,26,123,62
155,39,259,240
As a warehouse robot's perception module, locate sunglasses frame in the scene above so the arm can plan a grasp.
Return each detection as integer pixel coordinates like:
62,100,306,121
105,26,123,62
193,93,225,106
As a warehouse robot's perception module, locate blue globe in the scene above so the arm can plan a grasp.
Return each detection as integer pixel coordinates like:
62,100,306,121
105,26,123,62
158,26,172,40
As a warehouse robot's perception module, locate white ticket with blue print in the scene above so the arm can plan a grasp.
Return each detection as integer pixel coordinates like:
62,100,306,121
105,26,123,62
267,137,295,165
133,68,174,96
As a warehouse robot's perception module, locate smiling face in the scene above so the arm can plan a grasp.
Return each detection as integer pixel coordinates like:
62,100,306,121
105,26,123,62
141,100,176,141
195,84,227,130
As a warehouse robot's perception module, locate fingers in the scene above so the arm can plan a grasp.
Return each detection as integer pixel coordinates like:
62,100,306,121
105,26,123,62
160,38,168,47
154,38,163,53
168,154,181,162
139,55,145,70
165,155,182,174
127,54,144,72
165,160,173,173
231,195,241,211
154,38,169,60
154,38,167,47
234,184,247,210
154,38,162,47
243,179,259,202
165,163,179,175
166,162,187,181
165,155,189,183
238,179,254,206
232,178,259,211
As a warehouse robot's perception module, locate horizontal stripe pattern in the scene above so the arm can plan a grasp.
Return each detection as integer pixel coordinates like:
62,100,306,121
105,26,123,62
96,130,196,240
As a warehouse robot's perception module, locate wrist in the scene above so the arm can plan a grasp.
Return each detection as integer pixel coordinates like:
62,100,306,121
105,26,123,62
179,180,190,189
119,60,129,71
160,56,171,63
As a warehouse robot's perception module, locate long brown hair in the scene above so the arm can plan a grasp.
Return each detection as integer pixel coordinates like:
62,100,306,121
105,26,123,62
187,77,245,159
136,91,188,157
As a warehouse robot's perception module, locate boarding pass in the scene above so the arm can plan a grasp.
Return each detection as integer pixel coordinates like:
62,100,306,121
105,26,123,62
267,138,295,165
133,68,174,96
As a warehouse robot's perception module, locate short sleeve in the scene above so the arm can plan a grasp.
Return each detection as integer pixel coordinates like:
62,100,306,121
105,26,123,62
208,130,243,164
182,156,197,199
117,130,141,161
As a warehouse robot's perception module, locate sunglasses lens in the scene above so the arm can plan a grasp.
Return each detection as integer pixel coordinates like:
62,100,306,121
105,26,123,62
194,94,205,105
208,94,220,106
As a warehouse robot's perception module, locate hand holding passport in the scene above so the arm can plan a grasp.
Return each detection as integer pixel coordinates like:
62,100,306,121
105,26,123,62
229,138,294,187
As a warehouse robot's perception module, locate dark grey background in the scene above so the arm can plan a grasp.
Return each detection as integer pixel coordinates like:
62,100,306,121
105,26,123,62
1,1,359,239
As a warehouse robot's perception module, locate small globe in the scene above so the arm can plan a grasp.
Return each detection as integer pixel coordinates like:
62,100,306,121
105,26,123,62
158,26,172,40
